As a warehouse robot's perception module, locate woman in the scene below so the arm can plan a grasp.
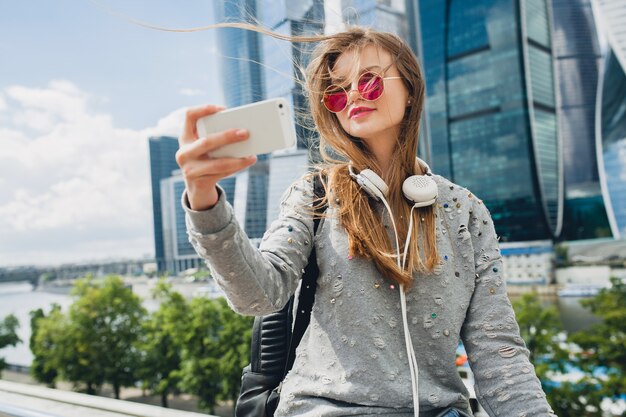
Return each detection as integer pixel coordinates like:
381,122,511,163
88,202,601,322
176,27,556,417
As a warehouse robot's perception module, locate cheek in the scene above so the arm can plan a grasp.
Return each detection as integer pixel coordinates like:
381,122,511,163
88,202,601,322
336,113,351,132
379,97,406,125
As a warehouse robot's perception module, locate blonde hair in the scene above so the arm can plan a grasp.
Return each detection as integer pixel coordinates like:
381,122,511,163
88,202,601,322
303,27,439,288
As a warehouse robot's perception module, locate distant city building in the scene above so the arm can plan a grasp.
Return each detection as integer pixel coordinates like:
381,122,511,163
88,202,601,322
215,0,265,108
552,0,612,240
592,0,626,238
259,0,325,150
160,170,240,275
327,0,408,38
214,0,271,240
160,173,198,274
148,136,179,272
266,149,310,224
418,0,563,242
500,240,554,285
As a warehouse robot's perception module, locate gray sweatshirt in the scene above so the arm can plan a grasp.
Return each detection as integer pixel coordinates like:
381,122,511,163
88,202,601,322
184,173,557,417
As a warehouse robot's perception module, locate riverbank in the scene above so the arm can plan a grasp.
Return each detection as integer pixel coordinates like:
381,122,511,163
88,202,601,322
0,368,234,417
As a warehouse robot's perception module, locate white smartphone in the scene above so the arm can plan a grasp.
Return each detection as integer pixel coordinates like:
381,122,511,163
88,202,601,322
196,98,297,158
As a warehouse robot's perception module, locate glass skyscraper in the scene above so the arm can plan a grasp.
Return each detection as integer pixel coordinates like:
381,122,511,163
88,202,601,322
592,0,626,238
148,136,179,271
215,0,270,240
552,0,611,240
215,0,265,107
329,0,408,37
418,0,563,242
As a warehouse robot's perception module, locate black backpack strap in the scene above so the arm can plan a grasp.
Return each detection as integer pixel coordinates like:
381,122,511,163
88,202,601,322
283,172,325,376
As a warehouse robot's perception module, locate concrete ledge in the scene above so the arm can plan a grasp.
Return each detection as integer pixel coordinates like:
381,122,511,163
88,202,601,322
0,380,216,417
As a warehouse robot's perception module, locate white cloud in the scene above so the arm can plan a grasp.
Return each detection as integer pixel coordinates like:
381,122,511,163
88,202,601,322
142,106,186,138
179,88,206,97
0,93,6,111
0,80,187,267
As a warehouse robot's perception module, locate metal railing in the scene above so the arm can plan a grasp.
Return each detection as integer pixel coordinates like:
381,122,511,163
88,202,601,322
0,380,217,417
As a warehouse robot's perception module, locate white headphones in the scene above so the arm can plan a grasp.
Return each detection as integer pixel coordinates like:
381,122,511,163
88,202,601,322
347,157,437,417
348,157,438,207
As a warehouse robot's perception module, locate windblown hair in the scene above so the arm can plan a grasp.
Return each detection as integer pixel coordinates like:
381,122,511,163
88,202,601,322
303,28,439,288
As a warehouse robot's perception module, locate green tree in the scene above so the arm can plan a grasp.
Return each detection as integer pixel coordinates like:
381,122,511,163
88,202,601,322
177,296,223,414
511,292,598,416
215,297,253,408
177,296,253,413
512,292,567,373
570,277,626,407
29,307,59,386
68,275,146,398
0,314,20,376
31,305,82,389
136,280,189,407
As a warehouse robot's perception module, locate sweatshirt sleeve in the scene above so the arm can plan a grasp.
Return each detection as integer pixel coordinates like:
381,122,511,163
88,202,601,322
460,198,557,417
183,176,315,316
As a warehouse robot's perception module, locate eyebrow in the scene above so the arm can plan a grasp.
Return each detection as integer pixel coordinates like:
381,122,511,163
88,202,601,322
330,65,385,84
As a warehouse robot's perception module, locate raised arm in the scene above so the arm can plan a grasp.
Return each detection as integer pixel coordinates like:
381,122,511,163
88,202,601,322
183,176,315,316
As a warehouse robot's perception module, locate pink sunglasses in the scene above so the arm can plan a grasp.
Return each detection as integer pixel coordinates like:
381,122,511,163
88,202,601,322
321,69,402,113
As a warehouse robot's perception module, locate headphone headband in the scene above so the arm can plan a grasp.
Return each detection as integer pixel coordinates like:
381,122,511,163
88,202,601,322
348,161,437,207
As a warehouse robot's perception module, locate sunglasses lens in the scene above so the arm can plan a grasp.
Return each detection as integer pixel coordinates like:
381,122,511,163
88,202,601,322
358,72,384,101
323,89,348,112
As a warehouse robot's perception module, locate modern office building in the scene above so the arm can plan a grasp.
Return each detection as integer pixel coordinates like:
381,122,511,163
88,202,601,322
500,240,555,284
214,0,271,240
266,149,310,224
215,0,265,108
148,136,179,272
417,0,563,242
592,0,626,238
259,0,325,150
322,0,408,37
552,0,612,240
160,171,239,275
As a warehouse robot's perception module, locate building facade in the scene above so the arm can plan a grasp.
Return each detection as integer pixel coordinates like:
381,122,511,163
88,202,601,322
500,240,554,284
592,0,626,238
160,171,240,275
552,0,612,240
417,0,563,242
148,136,179,272
266,149,310,224
215,0,265,108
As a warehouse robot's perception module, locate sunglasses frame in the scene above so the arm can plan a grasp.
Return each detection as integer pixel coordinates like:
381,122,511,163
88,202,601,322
321,66,403,113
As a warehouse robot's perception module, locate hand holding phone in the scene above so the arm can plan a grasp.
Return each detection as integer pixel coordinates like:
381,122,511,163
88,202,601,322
195,98,296,158
177,105,257,211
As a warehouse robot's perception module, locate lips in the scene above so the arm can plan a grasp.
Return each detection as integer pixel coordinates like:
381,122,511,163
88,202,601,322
349,106,375,119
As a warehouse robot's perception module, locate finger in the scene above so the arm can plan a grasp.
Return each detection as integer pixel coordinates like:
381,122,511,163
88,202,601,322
179,104,225,145
182,155,257,180
184,129,250,161
176,129,247,166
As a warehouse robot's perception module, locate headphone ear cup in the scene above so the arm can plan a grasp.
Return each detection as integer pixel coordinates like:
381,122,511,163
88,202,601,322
402,175,438,207
358,169,389,199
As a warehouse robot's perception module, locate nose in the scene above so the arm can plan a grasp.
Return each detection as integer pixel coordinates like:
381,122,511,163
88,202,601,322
346,88,361,106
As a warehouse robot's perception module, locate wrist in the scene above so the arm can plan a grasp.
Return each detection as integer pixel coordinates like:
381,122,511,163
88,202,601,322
188,186,219,211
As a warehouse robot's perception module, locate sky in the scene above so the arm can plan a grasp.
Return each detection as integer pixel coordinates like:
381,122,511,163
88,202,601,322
0,1,226,267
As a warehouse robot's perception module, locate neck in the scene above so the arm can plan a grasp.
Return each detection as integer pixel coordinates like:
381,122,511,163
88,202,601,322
362,127,399,177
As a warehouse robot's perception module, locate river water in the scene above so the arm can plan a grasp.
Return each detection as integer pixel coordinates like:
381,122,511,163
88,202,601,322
0,281,600,367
